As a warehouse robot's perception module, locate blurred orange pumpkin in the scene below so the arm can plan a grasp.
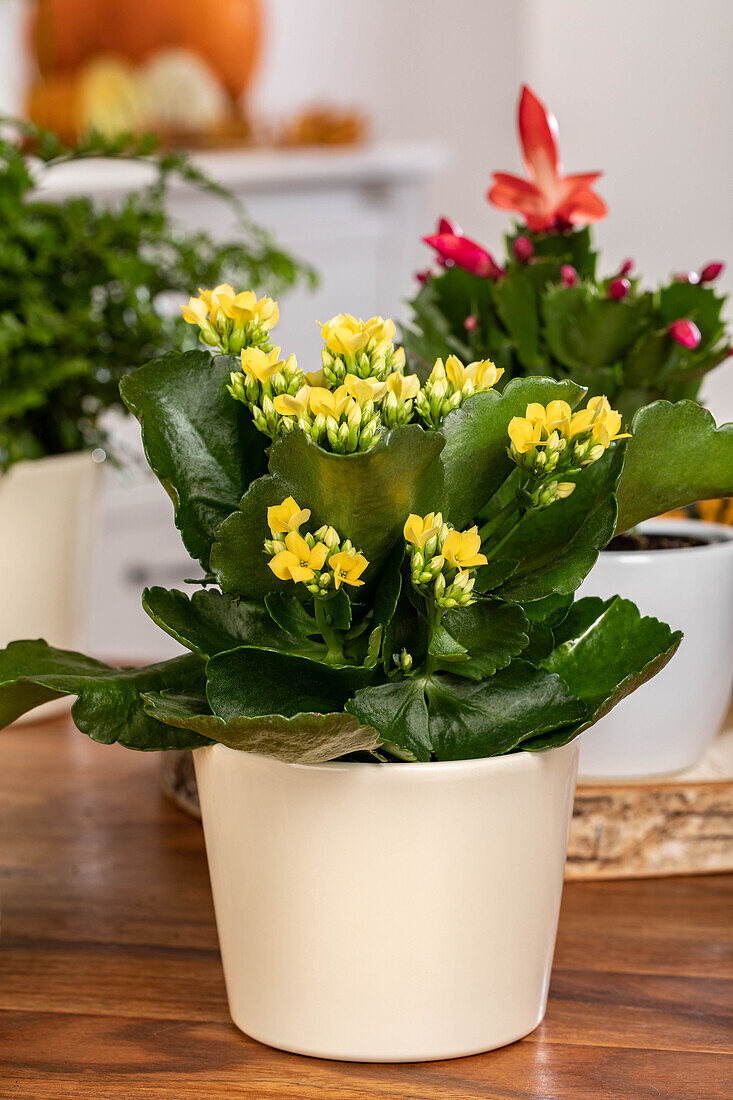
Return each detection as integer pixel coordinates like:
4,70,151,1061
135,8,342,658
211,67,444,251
28,0,262,100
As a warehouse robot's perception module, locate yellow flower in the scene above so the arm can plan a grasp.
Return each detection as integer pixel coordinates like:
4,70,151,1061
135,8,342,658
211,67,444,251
508,415,546,454
219,290,279,329
273,385,312,420
319,314,396,357
445,356,504,392
268,531,329,584
555,482,576,499
570,395,630,446
386,372,421,401
198,284,234,313
543,400,572,435
308,385,353,420
328,548,369,589
441,526,488,571
240,346,292,384
267,496,311,534
180,296,210,325
344,374,388,404
403,512,444,549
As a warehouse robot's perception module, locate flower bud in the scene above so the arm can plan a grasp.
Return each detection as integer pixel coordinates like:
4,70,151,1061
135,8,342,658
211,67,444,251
618,258,634,276
673,271,700,284
608,277,630,301
669,318,702,349
699,261,724,284
513,236,534,263
416,269,431,284
464,314,478,333
560,264,577,287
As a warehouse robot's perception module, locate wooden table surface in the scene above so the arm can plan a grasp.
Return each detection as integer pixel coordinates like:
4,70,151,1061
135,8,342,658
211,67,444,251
1,717,731,1100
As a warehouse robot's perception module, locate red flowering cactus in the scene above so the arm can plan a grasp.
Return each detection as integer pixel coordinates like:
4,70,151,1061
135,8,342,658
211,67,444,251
488,85,607,232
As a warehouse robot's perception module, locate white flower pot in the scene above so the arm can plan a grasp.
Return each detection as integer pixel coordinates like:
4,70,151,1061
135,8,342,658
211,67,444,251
194,738,579,1062
578,519,733,780
0,451,101,651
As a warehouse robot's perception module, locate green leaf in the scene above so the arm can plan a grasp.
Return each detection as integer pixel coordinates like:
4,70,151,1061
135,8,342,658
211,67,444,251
426,661,585,760
542,284,648,371
441,599,529,679
496,445,624,600
211,424,444,597
429,624,468,661
493,269,543,370
264,592,318,638
657,282,726,345
120,350,267,567
345,677,432,761
142,586,321,660
142,691,378,764
206,646,375,720
529,596,683,750
440,377,584,527
0,640,207,749
614,400,733,533
322,588,352,630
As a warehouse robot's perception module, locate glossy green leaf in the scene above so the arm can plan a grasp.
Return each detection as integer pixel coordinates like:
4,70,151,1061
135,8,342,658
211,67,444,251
211,425,444,598
441,599,529,679
206,646,375,720
542,285,648,371
142,586,310,658
142,691,378,763
426,661,585,760
614,400,733,533
493,269,543,370
526,596,683,750
429,625,468,661
120,350,267,567
440,377,584,527
346,677,432,761
0,640,207,749
264,592,318,639
496,445,624,601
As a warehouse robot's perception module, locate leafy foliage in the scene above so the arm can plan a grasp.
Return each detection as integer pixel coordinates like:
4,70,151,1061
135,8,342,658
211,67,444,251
403,226,729,419
0,122,314,470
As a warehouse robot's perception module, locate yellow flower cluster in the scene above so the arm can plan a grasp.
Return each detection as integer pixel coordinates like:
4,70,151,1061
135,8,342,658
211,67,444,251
227,347,304,439
415,356,504,429
265,497,369,596
182,284,279,354
403,512,487,609
320,315,405,384
508,396,629,493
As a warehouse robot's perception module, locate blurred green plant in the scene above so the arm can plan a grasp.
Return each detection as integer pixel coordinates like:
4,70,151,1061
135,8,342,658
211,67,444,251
0,121,315,470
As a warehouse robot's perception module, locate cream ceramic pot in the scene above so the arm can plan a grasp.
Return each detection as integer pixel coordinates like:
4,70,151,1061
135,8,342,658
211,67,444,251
577,519,733,780
194,738,579,1062
0,451,100,651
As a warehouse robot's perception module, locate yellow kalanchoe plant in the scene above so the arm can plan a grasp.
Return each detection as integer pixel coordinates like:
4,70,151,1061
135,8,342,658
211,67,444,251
0,285,687,770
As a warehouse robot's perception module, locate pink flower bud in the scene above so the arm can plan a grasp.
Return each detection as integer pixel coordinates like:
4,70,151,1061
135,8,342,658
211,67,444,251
560,264,577,287
668,319,702,349
415,269,431,284
673,271,700,284
699,261,724,284
463,314,478,333
608,277,630,301
513,236,534,262
618,258,634,276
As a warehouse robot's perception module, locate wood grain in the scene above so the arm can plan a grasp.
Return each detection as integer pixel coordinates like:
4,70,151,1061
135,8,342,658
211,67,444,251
1,717,732,1099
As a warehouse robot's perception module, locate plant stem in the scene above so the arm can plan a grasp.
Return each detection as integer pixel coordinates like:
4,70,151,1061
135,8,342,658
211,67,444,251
314,597,345,665
482,513,527,561
423,605,443,677
479,496,521,542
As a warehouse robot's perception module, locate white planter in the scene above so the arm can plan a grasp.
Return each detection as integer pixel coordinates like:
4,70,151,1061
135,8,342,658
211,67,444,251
194,738,579,1062
578,519,733,780
0,452,101,651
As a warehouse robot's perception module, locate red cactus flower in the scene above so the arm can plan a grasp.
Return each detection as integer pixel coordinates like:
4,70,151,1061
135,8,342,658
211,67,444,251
463,314,478,332
618,258,634,276
415,269,432,285
608,277,630,301
513,235,534,262
488,85,607,232
669,319,702,349
699,261,724,284
560,264,577,287
423,220,504,279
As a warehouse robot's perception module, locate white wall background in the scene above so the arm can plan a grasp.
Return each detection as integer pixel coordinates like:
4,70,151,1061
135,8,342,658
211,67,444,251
1,0,731,414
